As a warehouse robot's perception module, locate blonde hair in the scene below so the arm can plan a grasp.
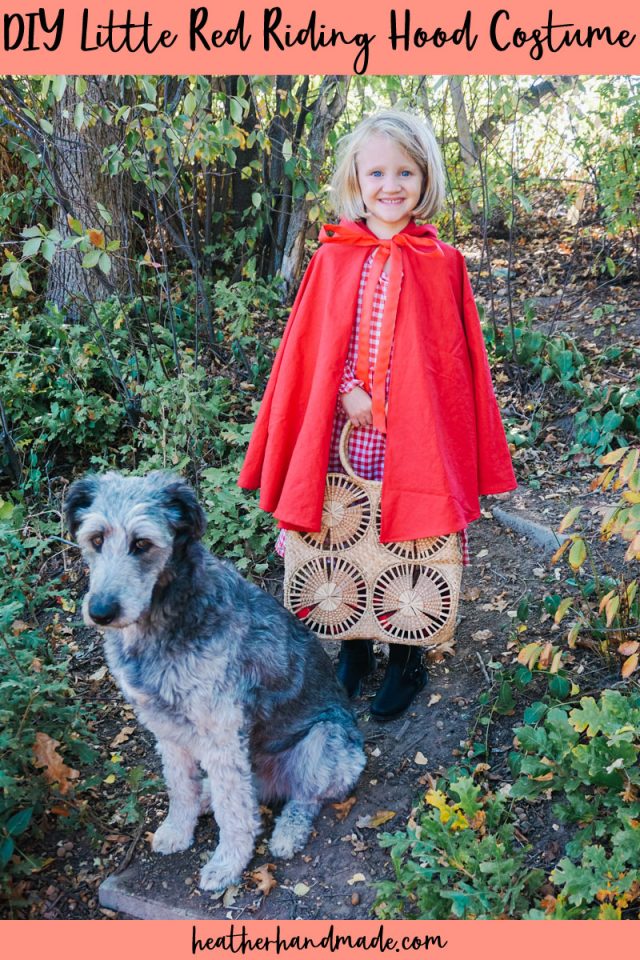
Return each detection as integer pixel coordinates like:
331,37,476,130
330,110,445,222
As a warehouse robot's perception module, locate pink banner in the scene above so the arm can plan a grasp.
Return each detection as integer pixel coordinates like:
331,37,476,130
0,0,637,74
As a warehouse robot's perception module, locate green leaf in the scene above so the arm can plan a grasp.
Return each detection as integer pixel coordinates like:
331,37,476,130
523,701,548,725
9,264,32,296
96,202,113,226
495,680,515,715
251,192,262,209
82,249,101,269
184,91,197,117
0,837,14,869
229,97,243,123
67,215,83,235
74,101,85,131
52,75,67,101
6,807,33,837
39,117,54,136
75,76,87,96
548,674,571,699
22,237,42,257
99,252,111,274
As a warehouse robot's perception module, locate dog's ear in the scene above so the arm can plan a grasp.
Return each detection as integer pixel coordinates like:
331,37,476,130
163,479,207,544
65,475,100,539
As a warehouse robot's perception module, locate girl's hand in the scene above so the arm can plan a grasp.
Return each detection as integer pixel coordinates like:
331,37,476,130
341,386,373,427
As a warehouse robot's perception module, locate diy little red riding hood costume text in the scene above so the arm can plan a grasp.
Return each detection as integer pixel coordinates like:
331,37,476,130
238,219,516,541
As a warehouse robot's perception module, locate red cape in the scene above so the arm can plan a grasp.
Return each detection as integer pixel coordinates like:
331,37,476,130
238,219,516,541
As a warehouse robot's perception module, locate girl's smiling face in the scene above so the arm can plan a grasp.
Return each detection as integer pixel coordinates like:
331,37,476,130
356,133,423,238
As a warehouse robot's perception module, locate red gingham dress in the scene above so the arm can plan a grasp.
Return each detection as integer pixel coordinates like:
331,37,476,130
276,251,470,564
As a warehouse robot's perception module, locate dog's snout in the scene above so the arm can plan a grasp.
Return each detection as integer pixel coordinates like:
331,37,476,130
88,596,121,626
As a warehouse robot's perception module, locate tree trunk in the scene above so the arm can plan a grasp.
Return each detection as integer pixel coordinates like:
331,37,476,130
46,78,131,311
449,77,478,171
280,76,350,299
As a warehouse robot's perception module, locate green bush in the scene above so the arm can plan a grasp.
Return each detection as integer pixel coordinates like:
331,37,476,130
376,688,640,920
376,774,543,919
0,497,98,902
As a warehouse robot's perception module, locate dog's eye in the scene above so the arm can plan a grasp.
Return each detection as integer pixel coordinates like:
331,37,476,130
132,538,153,554
90,534,103,550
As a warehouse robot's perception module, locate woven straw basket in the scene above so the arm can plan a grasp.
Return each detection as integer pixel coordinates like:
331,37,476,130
284,423,462,648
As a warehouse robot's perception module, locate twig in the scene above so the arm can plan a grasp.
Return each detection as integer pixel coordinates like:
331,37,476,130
476,652,492,687
114,820,146,875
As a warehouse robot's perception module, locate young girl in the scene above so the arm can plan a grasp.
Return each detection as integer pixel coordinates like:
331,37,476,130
239,111,516,718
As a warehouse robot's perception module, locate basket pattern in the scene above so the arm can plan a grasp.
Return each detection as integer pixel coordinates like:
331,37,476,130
284,424,462,648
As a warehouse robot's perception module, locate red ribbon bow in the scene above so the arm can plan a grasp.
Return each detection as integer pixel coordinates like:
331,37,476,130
319,223,443,433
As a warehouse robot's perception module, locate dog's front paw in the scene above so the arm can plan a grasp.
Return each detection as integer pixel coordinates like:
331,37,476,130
268,832,299,860
199,853,243,892
152,817,195,855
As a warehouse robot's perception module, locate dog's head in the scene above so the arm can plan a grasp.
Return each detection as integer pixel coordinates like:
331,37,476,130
66,471,207,629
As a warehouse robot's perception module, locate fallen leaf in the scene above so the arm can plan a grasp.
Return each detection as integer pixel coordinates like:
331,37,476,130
462,587,481,601
89,665,108,682
427,693,442,707
249,863,277,897
293,882,310,896
223,885,239,907
621,654,639,678
618,641,639,657
476,549,489,559
11,619,30,635
347,873,366,885
414,752,428,766
32,732,79,796
110,725,136,748
472,629,493,642
332,796,356,821
356,810,396,829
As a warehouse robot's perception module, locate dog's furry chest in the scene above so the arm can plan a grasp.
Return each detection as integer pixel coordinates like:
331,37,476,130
104,630,228,740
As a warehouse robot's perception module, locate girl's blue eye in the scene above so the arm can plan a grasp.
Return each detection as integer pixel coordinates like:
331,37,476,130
371,171,382,177
401,170,412,177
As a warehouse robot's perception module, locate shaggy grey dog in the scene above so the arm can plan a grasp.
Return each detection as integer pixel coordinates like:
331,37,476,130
66,471,365,892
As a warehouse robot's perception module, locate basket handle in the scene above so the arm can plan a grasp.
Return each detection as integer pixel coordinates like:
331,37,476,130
339,420,377,481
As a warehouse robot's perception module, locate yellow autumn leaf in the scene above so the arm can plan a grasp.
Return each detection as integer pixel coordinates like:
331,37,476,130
621,654,639,678
599,448,627,465
599,589,615,614
549,651,563,674
620,449,640,483
554,598,573,624
537,642,554,670
568,538,587,570
558,506,581,533
605,595,620,627
551,539,571,565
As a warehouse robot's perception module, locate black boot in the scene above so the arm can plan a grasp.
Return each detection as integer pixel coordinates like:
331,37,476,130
335,640,376,698
370,644,427,719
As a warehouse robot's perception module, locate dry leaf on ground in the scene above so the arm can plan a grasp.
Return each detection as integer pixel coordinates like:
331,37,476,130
331,796,357,821
33,732,79,796
110,726,136,748
356,810,396,829
249,863,277,897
